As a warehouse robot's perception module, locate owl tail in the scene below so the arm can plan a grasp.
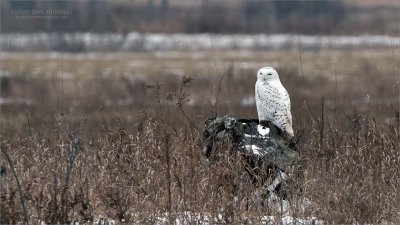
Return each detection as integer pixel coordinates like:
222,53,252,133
285,126,294,138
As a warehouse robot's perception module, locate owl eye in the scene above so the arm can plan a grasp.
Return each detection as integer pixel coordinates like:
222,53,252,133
267,73,272,75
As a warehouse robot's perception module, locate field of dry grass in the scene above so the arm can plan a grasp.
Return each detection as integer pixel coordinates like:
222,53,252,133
0,48,399,224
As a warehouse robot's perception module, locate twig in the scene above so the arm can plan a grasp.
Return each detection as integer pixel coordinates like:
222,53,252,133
320,97,325,152
279,170,284,225
298,35,306,157
178,107,201,133
176,76,201,132
213,69,227,114
210,35,219,78
320,97,326,175
334,69,338,102
0,144,30,225
209,34,227,117
60,114,86,222
298,35,305,84
60,53,64,111
390,39,400,141
163,132,172,223
0,160,5,224
25,111,40,148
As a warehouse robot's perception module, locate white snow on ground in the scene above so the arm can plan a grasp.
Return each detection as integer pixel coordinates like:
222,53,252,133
84,211,322,225
1,33,399,51
261,215,322,225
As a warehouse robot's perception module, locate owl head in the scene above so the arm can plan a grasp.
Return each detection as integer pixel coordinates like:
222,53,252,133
257,67,279,81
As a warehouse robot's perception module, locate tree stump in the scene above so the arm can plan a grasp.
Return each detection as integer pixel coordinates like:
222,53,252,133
202,115,305,198
203,115,302,170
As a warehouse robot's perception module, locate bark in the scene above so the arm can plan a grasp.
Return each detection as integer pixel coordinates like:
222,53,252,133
202,115,304,172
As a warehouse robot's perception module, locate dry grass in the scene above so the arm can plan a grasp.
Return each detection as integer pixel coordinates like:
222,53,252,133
0,49,399,224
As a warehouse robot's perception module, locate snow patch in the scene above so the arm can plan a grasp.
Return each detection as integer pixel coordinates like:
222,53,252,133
257,124,270,136
245,144,263,155
2,33,400,51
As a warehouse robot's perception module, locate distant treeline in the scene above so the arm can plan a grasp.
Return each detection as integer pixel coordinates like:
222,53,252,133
1,0,399,34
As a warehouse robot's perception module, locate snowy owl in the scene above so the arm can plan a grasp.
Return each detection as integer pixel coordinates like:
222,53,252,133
255,67,294,138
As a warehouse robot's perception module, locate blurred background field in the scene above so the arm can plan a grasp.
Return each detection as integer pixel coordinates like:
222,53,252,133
1,48,399,135
0,0,399,224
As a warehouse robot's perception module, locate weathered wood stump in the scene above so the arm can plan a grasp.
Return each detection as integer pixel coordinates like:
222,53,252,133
202,115,305,198
203,116,301,170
